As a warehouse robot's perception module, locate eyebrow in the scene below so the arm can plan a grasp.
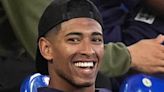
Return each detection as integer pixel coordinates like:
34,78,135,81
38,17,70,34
65,32,102,37
92,32,102,36
65,32,82,37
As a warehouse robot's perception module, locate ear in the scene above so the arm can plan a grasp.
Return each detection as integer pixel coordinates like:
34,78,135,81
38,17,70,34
38,37,53,61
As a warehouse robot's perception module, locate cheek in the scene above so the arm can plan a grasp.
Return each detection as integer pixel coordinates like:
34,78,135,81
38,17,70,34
97,46,104,60
52,45,76,61
93,45,104,61
63,46,77,58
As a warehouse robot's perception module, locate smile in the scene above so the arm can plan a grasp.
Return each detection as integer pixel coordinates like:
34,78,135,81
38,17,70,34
74,62,96,68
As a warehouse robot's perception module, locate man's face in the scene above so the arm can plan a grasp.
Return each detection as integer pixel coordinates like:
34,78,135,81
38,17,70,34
40,18,104,88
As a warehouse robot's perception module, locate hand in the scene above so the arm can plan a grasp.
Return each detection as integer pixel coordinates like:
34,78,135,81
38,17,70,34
128,35,164,74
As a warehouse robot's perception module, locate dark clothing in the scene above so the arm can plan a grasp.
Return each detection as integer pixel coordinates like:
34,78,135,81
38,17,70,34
38,87,112,92
0,0,51,91
92,0,164,90
96,72,113,90
0,2,36,92
92,0,164,45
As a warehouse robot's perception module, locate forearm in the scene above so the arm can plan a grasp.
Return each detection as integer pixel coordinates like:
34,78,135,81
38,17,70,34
100,42,131,77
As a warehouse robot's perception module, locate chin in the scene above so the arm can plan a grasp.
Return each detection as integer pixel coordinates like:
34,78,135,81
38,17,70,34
74,81,94,88
67,76,96,88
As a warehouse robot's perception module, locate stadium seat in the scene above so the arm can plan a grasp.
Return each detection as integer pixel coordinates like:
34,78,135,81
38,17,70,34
20,73,49,92
120,74,164,92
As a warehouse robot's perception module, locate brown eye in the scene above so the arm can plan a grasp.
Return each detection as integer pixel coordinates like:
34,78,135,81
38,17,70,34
92,37,103,44
67,38,80,44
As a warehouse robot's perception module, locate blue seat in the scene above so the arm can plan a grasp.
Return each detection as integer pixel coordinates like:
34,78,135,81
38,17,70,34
120,74,164,92
20,73,112,92
20,73,49,92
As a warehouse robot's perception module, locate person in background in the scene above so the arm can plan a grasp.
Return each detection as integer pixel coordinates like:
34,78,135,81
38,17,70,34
0,0,52,92
91,0,164,89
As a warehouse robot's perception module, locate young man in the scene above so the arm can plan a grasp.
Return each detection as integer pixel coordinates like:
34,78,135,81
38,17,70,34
36,0,111,92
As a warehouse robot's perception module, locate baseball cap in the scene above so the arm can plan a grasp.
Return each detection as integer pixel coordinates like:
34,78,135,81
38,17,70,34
36,0,103,75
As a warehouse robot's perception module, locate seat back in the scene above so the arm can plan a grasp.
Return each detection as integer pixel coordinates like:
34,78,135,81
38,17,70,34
120,74,164,92
20,73,49,92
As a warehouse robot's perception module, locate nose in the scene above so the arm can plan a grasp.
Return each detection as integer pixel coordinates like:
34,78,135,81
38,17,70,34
79,41,95,56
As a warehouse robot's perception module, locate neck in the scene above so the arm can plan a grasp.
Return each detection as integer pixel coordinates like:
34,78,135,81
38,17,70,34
48,65,96,92
48,76,95,92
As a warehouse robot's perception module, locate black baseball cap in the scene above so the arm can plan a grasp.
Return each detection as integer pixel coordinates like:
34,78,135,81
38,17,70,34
36,0,103,75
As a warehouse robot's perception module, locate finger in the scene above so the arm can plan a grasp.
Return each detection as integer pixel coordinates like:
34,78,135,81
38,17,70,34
154,59,164,66
154,66,164,73
154,50,164,60
159,44,164,53
155,34,164,44
153,43,164,53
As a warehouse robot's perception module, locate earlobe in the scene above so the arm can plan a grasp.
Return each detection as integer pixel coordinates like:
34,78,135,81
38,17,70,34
38,37,53,61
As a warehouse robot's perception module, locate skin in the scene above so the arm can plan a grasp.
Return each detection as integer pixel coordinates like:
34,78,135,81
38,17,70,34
122,0,164,74
39,18,104,92
128,35,164,74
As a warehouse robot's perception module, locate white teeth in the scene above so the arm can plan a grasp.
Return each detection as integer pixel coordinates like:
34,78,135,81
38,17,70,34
74,62,94,68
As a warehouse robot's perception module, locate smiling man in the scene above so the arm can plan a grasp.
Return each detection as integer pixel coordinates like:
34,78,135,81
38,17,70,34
36,0,111,92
